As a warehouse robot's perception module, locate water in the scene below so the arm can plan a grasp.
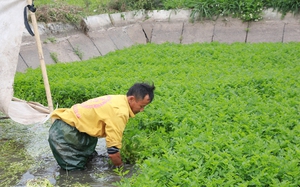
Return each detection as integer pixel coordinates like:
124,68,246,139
0,116,133,187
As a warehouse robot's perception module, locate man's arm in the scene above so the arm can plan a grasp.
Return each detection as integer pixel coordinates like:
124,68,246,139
105,113,128,167
107,146,123,167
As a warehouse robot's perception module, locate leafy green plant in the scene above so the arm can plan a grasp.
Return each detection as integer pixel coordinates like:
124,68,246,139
188,0,264,21
73,46,84,60
113,166,130,178
13,42,300,186
265,0,300,17
50,52,59,63
44,37,57,44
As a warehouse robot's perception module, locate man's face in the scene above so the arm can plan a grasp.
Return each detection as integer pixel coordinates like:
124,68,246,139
129,94,151,114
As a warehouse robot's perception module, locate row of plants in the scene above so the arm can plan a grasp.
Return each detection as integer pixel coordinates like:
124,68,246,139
13,42,300,186
34,0,300,25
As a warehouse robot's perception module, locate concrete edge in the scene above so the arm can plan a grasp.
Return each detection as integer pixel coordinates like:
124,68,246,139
18,9,300,73
22,8,300,37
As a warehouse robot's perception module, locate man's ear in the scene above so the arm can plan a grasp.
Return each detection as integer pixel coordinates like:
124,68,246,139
128,95,135,103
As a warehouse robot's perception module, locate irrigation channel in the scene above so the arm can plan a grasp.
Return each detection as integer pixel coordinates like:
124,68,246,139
0,113,134,186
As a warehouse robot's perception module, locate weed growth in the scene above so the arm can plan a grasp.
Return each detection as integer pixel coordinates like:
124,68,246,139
73,46,84,60
50,52,59,63
34,2,85,25
0,133,33,186
44,37,57,44
33,0,300,25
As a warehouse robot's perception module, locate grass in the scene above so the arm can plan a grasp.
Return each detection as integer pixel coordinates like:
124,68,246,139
34,0,115,25
50,52,59,63
73,46,84,60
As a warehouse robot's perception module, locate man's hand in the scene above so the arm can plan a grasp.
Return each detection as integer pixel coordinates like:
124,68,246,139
109,152,123,167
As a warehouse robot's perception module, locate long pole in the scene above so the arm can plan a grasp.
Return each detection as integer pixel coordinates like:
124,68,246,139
26,0,54,114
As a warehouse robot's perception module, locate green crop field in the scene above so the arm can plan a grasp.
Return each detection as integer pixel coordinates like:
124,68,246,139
14,42,300,186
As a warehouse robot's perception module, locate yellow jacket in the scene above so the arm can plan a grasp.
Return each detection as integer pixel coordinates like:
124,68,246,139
51,95,135,149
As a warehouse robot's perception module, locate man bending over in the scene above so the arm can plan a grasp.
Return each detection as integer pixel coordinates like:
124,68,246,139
48,82,155,170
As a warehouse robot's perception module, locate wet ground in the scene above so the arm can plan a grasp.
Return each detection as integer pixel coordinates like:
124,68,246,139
0,113,133,187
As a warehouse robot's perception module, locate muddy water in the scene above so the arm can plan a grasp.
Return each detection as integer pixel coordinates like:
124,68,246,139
0,117,133,187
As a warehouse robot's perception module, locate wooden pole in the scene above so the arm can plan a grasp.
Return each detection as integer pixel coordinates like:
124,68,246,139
26,0,54,115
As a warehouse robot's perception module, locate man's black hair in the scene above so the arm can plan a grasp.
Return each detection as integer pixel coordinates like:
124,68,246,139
126,82,155,102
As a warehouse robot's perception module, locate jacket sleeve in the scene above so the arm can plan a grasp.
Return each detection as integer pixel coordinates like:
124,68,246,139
104,115,128,149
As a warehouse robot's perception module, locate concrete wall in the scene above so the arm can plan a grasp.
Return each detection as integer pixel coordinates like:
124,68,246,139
18,9,300,72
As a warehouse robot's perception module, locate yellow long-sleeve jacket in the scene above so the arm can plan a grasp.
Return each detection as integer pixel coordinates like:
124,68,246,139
51,95,135,149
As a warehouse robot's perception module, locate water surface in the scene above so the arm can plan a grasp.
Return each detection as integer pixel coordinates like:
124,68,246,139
0,115,133,186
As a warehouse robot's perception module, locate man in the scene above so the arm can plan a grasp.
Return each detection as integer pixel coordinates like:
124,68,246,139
48,82,155,170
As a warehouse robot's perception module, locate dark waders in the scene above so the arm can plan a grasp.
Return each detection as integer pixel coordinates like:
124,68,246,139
48,119,98,170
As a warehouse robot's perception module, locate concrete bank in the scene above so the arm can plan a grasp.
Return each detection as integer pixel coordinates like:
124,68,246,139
18,9,300,72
